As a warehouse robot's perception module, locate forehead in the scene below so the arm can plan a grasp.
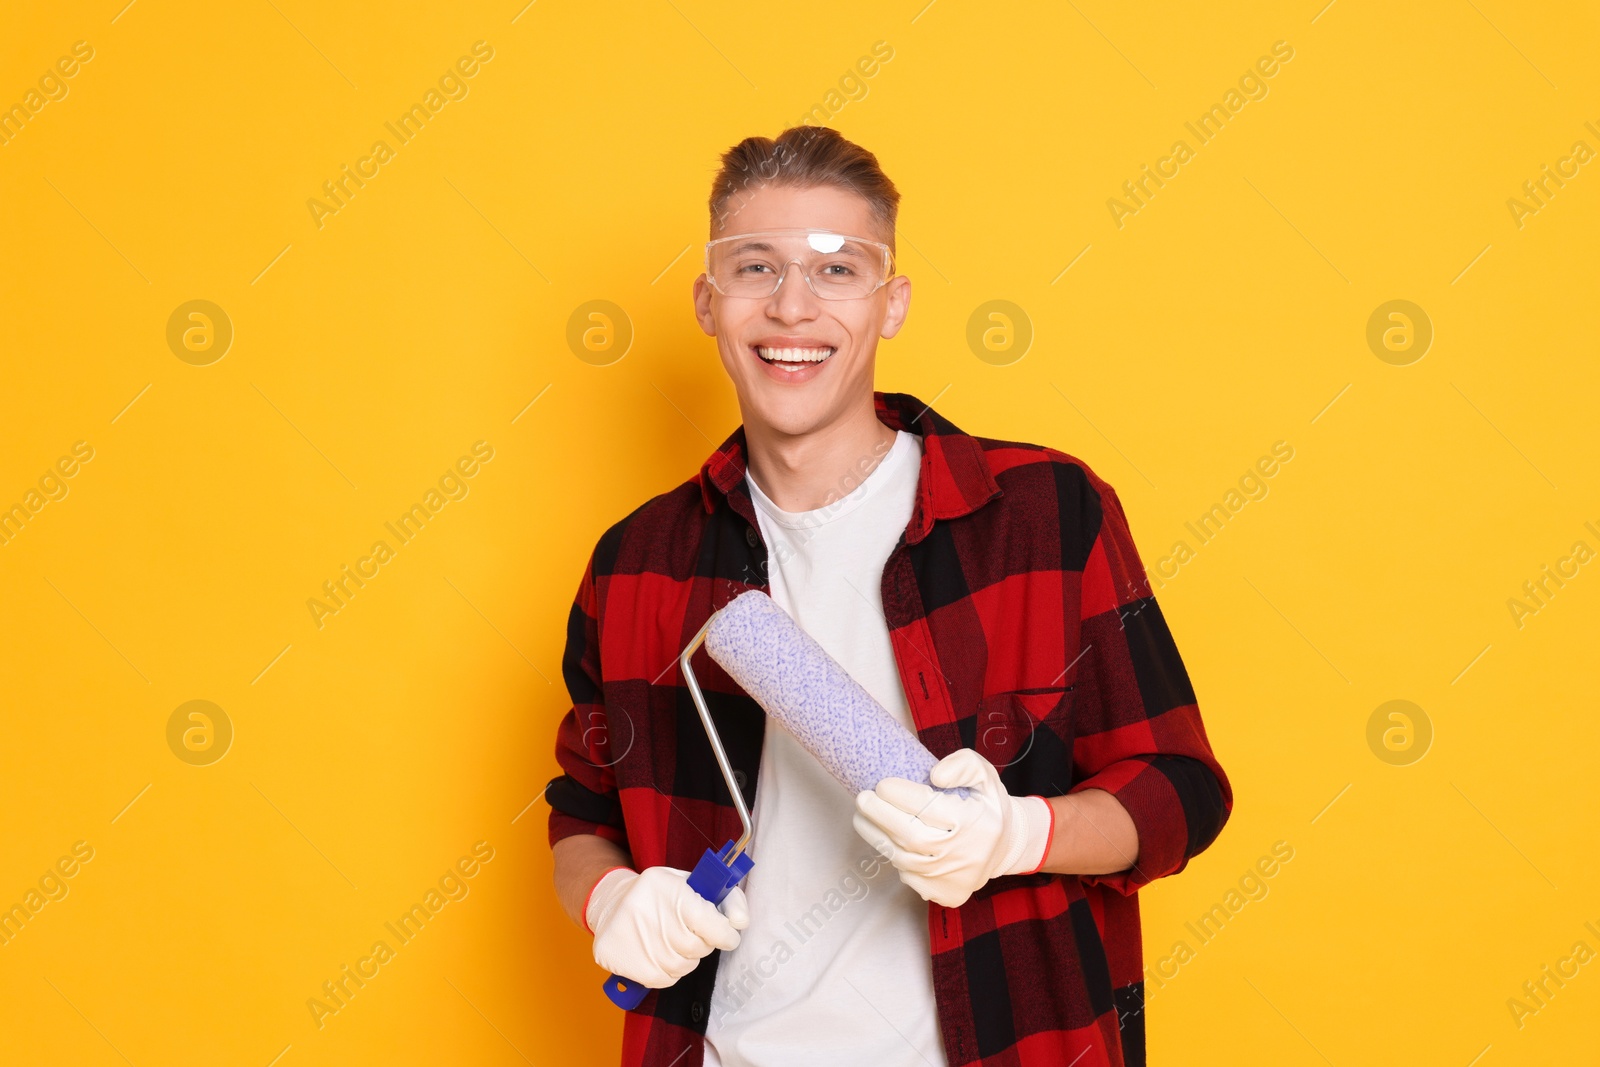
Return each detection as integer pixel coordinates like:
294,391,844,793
716,231,869,253
713,182,883,242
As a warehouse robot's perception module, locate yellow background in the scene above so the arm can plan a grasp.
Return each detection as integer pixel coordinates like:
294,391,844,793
2,1,1597,1063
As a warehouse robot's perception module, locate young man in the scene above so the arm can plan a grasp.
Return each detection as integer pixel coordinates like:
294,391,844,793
547,126,1232,1067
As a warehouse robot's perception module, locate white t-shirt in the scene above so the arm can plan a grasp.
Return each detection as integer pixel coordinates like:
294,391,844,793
703,428,947,1067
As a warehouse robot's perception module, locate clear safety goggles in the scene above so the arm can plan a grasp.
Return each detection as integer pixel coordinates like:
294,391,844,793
704,228,895,300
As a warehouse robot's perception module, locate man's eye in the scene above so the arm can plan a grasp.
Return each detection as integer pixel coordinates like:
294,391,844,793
820,263,855,276
737,262,773,274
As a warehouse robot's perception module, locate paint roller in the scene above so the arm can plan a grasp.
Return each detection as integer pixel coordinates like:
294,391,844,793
705,589,971,800
601,589,967,1009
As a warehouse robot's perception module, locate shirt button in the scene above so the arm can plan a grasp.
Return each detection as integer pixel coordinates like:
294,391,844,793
691,1000,705,1023
745,527,759,548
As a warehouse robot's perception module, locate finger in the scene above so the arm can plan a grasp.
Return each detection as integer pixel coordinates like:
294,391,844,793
720,885,750,930
872,776,936,816
595,933,678,989
929,748,992,791
650,945,701,986
852,810,900,861
678,893,741,953
853,807,945,864
854,788,909,833
877,776,970,833
618,962,676,989
882,844,942,877
661,889,714,953
856,788,938,843
855,810,946,867
903,788,967,833
897,870,937,903
860,786,966,844
659,915,708,964
904,872,972,910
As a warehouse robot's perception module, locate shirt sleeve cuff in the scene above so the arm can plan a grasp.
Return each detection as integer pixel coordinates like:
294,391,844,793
1069,756,1204,895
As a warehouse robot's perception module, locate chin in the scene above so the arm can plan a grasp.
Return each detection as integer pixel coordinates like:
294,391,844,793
745,385,838,436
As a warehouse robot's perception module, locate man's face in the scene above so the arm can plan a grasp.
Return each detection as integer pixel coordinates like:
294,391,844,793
693,183,911,439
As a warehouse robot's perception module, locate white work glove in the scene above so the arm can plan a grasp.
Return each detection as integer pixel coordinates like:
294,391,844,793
584,865,750,989
852,748,1054,908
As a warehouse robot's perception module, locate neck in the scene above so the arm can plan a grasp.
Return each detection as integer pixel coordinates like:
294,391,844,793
743,395,899,513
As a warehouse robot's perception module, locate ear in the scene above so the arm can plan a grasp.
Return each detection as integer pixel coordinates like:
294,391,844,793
692,274,717,336
879,274,911,340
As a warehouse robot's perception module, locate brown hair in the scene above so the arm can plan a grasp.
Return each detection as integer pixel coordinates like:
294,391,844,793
709,126,900,253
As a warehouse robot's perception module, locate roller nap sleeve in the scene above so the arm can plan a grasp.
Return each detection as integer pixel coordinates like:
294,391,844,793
703,590,968,799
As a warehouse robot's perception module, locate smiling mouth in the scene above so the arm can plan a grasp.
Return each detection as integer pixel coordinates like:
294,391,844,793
754,345,836,372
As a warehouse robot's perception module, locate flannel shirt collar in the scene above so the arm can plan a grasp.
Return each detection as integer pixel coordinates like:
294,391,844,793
697,390,1001,545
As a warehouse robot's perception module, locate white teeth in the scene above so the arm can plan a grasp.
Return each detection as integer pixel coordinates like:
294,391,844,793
757,346,834,364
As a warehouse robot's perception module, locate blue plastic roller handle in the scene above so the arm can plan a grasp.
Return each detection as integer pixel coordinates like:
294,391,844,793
602,840,754,1010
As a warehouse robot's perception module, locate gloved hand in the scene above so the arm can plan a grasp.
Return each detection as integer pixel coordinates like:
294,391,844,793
852,748,1054,908
585,865,750,989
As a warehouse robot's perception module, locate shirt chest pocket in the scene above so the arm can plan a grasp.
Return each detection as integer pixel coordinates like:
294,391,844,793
973,685,1076,798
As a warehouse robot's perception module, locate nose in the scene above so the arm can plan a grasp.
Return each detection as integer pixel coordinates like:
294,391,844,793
765,260,819,321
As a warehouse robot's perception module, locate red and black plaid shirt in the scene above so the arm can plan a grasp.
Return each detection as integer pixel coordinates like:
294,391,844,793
546,390,1232,1067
